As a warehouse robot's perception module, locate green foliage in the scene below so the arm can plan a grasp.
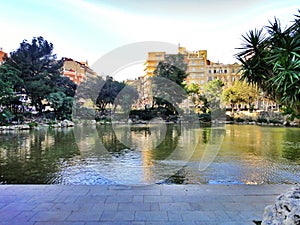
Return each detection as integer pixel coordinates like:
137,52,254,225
55,76,77,97
47,92,74,120
113,85,139,114
0,36,77,122
0,64,23,114
130,107,176,121
152,54,188,115
222,81,259,111
6,36,64,113
184,82,200,95
203,79,224,111
0,108,14,125
96,76,126,113
236,11,300,115
257,118,268,123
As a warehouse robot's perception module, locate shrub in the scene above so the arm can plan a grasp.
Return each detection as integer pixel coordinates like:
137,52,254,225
257,118,268,123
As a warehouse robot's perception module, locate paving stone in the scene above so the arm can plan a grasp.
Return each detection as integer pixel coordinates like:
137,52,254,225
135,211,169,221
100,210,135,221
30,210,71,222
160,202,192,210
143,195,173,203
66,209,102,221
0,184,294,224
0,209,22,221
180,211,216,221
118,202,151,211
105,195,133,203
133,195,144,202
150,203,160,211
34,222,85,225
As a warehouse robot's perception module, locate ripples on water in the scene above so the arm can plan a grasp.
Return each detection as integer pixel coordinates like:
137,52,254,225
0,124,300,185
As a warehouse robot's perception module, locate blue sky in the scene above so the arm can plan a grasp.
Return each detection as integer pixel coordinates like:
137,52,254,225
0,0,299,80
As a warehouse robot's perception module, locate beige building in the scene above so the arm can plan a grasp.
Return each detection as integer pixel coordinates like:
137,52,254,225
143,46,241,93
62,58,97,85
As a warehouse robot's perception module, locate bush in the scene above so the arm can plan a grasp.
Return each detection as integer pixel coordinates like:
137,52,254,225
236,117,245,123
198,113,211,122
28,121,38,128
269,119,283,124
257,118,268,123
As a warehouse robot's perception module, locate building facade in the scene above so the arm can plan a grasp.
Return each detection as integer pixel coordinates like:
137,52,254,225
143,46,241,93
0,48,8,65
62,58,97,85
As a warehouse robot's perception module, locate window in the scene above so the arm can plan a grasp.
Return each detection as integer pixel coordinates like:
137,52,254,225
224,69,227,73
214,70,216,73
208,70,211,74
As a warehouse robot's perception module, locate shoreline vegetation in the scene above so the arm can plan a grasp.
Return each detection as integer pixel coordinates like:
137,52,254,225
0,110,299,132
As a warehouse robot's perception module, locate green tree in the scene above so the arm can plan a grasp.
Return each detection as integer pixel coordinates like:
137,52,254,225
0,64,23,113
203,79,224,112
96,76,125,113
222,81,259,112
55,76,77,97
236,11,300,115
184,82,204,112
152,54,188,115
47,92,74,120
6,36,63,113
114,85,139,114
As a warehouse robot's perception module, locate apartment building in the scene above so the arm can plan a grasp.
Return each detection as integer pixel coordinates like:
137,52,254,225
143,46,241,92
63,58,97,85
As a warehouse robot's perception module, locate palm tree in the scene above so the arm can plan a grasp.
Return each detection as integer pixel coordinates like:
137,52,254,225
236,10,300,115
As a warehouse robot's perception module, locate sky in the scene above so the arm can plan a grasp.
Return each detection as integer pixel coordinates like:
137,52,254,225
0,0,299,80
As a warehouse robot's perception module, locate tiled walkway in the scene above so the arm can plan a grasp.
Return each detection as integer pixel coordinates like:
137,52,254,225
0,184,293,225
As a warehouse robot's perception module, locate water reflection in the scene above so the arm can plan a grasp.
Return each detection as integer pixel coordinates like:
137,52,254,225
0,128,80,184
0,124,299,184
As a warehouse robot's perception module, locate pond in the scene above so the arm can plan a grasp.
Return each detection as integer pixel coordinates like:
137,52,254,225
0,124,300,185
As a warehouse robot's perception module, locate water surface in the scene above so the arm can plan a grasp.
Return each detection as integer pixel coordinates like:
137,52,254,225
0,124,299,185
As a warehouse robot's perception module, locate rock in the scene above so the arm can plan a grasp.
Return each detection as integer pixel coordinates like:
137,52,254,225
262,186,300,225
18,124,30,130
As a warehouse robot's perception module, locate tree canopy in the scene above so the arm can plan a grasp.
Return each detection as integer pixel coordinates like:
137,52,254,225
0,36,77,122
152,53,188,115
203,79,224,111
222,81,259,112
236,10,300,115
6,36,65,113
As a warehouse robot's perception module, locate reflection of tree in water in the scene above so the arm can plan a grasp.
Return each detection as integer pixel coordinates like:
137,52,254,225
282,129,300,161
202,128,210,144
96,125,127,153
151,125,181,160
0,129,80,184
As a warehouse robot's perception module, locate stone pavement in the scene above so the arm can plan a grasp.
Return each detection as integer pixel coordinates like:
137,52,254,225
0,184,293,225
